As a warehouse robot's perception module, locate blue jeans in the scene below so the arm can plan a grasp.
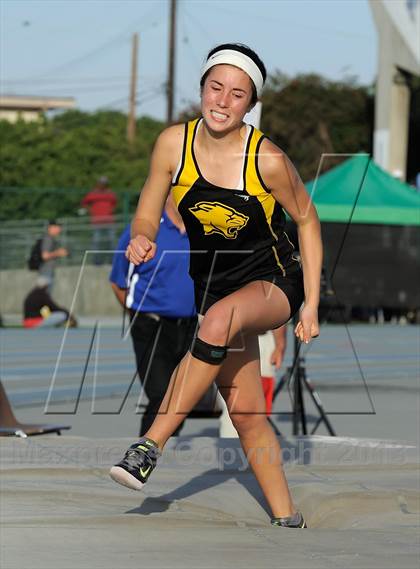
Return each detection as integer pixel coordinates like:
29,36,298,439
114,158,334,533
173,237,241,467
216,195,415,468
37,311,68,328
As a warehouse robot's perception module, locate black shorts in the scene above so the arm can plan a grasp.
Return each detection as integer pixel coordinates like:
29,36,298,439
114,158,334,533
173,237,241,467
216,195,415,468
194,265,304,320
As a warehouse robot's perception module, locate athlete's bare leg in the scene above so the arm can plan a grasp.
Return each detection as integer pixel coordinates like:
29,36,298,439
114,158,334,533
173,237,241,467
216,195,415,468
146,280,290,446
215,331,295,518
145,351,222,446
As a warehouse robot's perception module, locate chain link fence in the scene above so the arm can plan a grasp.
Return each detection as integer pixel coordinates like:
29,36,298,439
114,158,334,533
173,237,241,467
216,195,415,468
0,214,130,270
0,185,136,269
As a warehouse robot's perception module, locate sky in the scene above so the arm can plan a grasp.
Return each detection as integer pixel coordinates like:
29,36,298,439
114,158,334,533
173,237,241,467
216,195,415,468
1,0,378,121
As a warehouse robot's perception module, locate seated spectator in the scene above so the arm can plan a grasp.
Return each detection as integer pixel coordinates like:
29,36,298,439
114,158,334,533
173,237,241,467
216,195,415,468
23,277,77,329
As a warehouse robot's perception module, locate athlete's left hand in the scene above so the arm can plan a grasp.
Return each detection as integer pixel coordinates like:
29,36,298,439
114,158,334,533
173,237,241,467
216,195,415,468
294,305,319,344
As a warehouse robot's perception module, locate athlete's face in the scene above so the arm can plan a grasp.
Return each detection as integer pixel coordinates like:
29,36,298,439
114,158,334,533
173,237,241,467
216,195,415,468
201,65,254,133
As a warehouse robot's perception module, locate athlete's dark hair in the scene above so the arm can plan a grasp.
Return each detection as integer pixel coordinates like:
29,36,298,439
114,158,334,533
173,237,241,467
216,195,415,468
200,43,266,106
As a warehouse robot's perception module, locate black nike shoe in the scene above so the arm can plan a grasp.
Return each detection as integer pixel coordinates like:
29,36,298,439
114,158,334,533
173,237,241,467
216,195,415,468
110,437,161,491
271,511,307,528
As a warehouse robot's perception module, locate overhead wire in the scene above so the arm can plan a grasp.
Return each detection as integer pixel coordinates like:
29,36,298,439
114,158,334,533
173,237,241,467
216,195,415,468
37,33,130,79
1,75,129,86
174,4,206,115
2,79,164,97
99,84,165,112
3,2,166,85
196,2,372,41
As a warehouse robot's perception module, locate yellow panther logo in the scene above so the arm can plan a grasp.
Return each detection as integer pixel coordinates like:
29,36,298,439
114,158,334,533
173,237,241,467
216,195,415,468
189,201,249,240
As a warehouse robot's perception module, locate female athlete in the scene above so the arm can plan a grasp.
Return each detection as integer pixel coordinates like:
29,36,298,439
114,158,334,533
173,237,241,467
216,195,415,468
110,43,322,529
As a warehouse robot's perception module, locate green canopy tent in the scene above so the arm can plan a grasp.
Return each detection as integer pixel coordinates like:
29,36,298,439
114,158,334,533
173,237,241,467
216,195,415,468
307,155,420,226
304,156,420,316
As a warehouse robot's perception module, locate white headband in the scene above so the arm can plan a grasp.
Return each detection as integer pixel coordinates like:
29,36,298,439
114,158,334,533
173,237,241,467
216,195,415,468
201,49,264,98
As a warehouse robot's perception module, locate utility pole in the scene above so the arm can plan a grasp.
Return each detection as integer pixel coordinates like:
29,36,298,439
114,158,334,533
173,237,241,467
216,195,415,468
127,32,138,144
167,0,177,124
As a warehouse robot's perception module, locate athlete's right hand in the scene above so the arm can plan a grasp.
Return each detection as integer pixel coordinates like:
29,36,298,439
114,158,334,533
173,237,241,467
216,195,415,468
125,235,157,265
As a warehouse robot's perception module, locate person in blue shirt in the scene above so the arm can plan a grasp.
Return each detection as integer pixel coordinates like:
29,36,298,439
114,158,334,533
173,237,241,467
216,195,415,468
109,196,197,436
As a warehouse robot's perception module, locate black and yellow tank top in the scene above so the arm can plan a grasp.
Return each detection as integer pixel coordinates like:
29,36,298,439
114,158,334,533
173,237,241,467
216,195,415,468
171,118,298,291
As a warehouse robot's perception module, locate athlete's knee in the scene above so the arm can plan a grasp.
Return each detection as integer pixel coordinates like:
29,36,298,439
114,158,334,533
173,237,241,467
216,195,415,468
190,303,242,365
199,304,237,346
230,411,267,436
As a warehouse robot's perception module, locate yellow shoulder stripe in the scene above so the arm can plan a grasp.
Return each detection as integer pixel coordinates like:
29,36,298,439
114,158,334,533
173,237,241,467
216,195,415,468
172,119,200,208
245,128,286,275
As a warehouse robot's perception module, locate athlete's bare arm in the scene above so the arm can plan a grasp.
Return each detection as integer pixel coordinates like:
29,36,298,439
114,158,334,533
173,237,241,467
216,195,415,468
258,138,322,343
127,124,184,265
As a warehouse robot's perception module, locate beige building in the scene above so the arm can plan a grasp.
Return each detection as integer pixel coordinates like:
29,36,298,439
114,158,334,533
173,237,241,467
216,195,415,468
0,95,75,123
370,0,420,181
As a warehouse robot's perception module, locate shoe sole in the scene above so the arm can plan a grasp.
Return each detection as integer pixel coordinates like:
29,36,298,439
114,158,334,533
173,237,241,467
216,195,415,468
109,466,145,491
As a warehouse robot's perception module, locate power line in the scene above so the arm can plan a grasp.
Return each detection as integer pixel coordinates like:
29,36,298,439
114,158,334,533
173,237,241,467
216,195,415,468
100,86,165,112
8,3,166,83
1,75,128,86
6,84,127,96
1,78,166,97
137,88,166,105
1,74,164,86
182,4,214,47
99,96,129,110
32,32,131,79
197,3,372,41
180,7,205,71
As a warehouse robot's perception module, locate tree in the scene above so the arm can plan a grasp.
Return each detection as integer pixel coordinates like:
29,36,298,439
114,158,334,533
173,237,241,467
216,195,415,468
260,72,373,181
0,111,164,221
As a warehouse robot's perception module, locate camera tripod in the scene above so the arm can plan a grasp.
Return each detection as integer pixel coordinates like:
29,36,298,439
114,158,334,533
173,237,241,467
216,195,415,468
268,313,336,436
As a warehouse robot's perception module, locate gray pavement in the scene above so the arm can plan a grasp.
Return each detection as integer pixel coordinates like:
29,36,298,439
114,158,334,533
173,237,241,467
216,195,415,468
1,324,419,440
1,324,419,568
1,437,419,569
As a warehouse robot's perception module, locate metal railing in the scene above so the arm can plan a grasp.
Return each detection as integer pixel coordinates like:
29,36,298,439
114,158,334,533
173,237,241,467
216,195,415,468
0,215,129,270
